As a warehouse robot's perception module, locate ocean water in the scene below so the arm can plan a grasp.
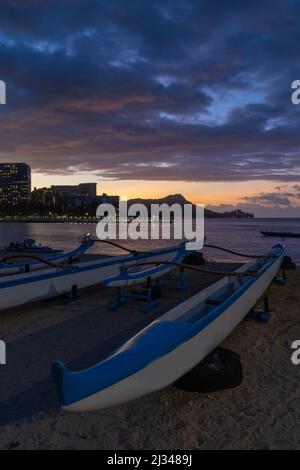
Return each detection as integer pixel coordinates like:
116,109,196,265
0,218,299,264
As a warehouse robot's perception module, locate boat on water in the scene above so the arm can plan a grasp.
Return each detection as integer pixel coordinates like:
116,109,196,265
0,243,185,312
52,242,284,412
5,238,63,253
261,231,300,238
0,234,94,276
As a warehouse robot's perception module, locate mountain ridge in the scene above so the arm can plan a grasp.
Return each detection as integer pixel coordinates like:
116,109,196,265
128,194,254,218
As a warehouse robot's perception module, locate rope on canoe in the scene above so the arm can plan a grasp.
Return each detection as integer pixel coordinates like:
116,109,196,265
136,260,257,277
92,240,275,259
91,239,137,253
203,244,275,259
91,239,165,256
0,240,274,269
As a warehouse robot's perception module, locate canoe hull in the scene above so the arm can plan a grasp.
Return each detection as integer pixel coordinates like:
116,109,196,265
62,248,283,412
0,246,182,311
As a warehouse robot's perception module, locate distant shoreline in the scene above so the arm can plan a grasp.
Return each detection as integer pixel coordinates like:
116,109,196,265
0,219,88,223
0,218,79,223
0,216,299,223
0,216,255,223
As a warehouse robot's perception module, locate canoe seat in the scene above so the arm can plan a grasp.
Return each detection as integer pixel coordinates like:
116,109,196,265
205,284,237,306
180,283,240,323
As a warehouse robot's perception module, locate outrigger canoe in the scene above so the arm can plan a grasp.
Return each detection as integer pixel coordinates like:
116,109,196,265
52,242,284,412
261,231,300,238
0,244,185,311
0,235,94,276
5,238,62,254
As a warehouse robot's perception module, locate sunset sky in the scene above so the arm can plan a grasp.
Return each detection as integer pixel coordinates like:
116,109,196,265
0,0,299,216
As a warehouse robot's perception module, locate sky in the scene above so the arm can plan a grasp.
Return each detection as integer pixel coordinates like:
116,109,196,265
0,0,299,216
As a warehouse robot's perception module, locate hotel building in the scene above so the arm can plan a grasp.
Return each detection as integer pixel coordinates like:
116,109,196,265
0,163,31,205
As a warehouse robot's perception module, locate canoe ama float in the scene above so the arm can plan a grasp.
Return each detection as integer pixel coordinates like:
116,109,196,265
101,248,185,288
52,243,284,412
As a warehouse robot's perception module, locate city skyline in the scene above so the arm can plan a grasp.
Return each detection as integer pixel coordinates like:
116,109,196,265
0,161,299,217
0,162,300,218
0,1,299,217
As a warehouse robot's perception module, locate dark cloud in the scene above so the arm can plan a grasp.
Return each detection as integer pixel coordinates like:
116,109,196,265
242,187,300,208
208,185,300,216
0,0,299,183
243,193,292,207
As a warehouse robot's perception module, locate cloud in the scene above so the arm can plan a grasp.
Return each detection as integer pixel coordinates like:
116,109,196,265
207,184,300,217
243,193,292,207
0,0,299,184
242,187,300,208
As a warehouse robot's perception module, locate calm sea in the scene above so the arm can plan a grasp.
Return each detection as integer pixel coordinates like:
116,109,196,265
0,218,299,264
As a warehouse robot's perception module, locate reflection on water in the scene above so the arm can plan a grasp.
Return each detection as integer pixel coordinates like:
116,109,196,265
0,218,299,263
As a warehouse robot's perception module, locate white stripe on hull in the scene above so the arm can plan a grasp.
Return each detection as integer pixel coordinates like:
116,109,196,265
63,254,282,412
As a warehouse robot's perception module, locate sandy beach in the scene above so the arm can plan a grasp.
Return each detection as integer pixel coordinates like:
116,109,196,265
0,264,299,450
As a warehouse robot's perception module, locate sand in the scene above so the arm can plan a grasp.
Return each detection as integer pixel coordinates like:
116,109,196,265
0,265,299,450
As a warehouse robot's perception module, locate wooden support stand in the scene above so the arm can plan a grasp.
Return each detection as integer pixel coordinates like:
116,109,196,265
273,268,288,285
247,296,271,323
107,269,188,313
107,282,160,313
62,284,79,304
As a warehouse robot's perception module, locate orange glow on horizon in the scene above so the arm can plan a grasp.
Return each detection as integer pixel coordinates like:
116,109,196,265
31,172,300,208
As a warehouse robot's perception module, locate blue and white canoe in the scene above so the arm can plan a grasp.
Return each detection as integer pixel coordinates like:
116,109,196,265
0,244,184,311
52,243,284,412
0,235,94,276
101,248,185,288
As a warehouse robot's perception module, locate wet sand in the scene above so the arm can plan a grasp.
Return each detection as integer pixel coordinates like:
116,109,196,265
0,264,299,450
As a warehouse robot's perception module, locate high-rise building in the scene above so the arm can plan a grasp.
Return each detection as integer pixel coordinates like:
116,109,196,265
51,183,97,198
0,163,31,206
